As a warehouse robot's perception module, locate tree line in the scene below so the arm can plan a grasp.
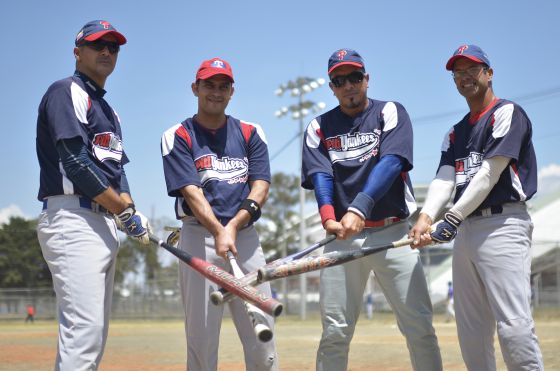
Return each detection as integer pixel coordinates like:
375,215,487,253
0,172,305,290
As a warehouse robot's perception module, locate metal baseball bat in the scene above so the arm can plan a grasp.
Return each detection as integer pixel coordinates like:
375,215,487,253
148,233,283,317
210,234,336,305
257,237,415,283
227,252,273,342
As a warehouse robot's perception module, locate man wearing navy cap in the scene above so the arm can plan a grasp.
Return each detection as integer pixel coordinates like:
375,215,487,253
410,44,544,370
161,57,277,370
301,48,442,371
36,20,150,370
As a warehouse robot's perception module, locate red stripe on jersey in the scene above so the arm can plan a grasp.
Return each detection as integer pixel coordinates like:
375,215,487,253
87,97,92,111
319,204,336,226
450,130,455,144
469,97,499,125
176,125,192,149
240,121,255,145
316,128,325,140
511,162,519,175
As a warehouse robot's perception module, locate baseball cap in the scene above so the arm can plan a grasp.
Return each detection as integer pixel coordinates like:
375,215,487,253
446,44,491,71
328,49,365,75
196,58,234,82
75,20,127,46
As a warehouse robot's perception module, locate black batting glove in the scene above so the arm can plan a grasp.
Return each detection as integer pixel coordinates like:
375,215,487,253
430,211,462,243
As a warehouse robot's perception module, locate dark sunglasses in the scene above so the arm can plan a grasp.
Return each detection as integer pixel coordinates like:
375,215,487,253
79,40,120,54
330,71,365,88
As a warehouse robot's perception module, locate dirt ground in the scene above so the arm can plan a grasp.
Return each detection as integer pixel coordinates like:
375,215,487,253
1,311,559,370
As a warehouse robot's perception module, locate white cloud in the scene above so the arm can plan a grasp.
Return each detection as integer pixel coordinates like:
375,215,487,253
0,204,27,225
538,164,560,179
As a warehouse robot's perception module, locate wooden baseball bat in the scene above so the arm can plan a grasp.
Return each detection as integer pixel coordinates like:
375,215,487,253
257,238,414,283
227,252,273,342
210,235,336,305
148,234,283,317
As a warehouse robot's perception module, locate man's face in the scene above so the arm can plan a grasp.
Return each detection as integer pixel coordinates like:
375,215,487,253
329,65,369,114
74,34,119,82
192,75,234,116
452,58,493,99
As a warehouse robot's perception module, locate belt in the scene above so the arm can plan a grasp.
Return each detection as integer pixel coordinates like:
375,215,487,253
365,217,401,228
470,205,503,217
42,196,109,214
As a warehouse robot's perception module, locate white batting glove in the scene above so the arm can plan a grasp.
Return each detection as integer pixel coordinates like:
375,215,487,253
115,205,151,245
166,227,181,247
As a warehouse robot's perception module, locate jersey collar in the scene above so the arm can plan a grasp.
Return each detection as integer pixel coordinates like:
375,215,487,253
74,70,107,98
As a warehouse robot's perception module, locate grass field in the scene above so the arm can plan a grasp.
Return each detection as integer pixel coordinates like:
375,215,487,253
1,311,559,370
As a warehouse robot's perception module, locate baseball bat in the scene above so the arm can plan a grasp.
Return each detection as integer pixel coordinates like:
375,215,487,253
257,237,414,283
227,252,273,342
210,234,336,305
148,233,283,317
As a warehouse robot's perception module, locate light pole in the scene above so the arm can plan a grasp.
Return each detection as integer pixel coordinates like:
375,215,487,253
275,77,326,319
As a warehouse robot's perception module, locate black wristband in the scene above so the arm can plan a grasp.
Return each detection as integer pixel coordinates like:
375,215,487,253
240,198,261,223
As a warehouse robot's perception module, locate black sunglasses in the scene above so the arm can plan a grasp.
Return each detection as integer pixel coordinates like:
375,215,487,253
79,40,120,54
330,71,365,88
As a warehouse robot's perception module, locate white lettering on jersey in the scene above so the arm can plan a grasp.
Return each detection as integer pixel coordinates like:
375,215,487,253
323,130,381,163
381,102,398,132
71,82,89,125
455,152,483,186
161,123,182,156
492,103,514,139
92,132,123,163
194,154,249,185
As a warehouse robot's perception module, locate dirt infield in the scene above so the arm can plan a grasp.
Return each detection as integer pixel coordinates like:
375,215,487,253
1,311,559,370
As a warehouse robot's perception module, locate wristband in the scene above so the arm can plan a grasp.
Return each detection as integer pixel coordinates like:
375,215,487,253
240,198,261,223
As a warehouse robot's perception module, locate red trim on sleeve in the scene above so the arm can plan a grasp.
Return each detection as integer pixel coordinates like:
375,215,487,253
319,204,336,226
240,121,255,145
176,125,192,149
510,163,519,175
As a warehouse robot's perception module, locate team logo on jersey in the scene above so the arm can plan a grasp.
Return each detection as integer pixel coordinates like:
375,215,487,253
92,132,123,163
211,60,226,69
194,154,249,185
323,130,380,163
455,151,483,185
337,50,347,60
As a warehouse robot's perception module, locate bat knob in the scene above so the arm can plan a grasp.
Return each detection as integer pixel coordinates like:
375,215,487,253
209,290,224,306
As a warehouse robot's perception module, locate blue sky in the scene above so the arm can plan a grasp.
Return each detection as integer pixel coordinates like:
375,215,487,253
2,0,559,221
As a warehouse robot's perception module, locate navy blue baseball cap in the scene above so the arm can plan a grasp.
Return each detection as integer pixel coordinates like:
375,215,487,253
446,44,490,70
75,20,127,46
328,49,365,75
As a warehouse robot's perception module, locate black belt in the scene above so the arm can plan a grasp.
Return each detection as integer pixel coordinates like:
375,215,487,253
470,205,503,217
42,196,109,213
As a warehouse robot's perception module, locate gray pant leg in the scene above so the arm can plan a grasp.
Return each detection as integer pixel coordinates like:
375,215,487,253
368,223,442,371
38,206,118,371
456,208,544,371
179,222,225,371
229,226,278,371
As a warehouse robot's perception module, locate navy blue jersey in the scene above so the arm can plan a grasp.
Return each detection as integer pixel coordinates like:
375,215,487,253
36,71,128,200
438,98,537,207
161,116,271,223
302,98,416,221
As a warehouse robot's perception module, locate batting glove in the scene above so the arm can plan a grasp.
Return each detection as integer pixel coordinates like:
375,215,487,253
116,205,151,245
166,228,181,247
430,211,462,243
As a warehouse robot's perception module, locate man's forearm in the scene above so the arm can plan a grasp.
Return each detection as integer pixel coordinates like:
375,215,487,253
180,185,224,236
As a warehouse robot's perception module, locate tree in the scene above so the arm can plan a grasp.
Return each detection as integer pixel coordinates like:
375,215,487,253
0,217,51,288
256,172,301,257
